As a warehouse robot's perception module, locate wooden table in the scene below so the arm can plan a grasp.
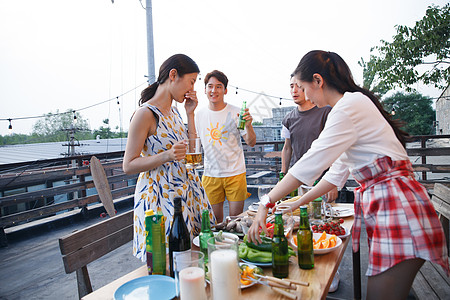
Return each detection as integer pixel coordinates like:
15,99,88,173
82,204,355,300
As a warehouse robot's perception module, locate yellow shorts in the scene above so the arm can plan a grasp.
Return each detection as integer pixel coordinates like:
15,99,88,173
202,173,250,205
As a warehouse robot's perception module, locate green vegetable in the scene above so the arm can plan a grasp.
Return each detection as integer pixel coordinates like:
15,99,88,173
239,242,249,259
240,264,249,272
252,266,264,275
247,248,272,263
243,234,273,252
239,239,296,263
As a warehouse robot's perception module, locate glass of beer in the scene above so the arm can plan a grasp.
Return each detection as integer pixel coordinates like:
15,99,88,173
185,138,202,169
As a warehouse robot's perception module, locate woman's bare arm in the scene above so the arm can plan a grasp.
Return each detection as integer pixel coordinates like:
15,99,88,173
122,107,186,174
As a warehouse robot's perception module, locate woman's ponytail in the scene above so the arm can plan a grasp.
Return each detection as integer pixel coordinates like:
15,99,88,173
139,82,159,106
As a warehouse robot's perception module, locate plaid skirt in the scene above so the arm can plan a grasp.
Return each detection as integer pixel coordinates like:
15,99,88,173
351,156,449,276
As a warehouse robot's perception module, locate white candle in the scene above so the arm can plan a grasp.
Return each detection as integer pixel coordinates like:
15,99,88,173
179,266,206,300
210,249,240,300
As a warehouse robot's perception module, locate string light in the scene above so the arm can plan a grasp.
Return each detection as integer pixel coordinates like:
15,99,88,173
0,82,147,130
8,118,12,134
228,84,291,102
1,83,449,129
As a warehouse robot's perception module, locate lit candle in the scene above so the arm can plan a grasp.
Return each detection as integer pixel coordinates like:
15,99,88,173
179,266,206,300
210,249,240,300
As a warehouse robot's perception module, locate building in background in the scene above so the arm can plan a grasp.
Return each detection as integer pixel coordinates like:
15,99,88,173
435,84,450,135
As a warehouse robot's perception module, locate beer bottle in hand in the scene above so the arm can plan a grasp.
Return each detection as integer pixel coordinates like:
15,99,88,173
272,211,289,278
298,205,314,269
237,101,247,130
199,209,214,263
169,196,191,277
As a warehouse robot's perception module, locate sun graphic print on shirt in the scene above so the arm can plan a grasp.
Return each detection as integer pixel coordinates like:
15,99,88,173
206,122,228,146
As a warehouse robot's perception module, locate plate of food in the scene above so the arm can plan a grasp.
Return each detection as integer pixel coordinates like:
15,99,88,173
193,231,239,248
213,216,253,237
239,262,263,288
290,232,342,255
311,219,350,238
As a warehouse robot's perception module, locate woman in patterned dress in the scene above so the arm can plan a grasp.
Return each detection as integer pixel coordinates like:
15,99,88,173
248,51,449,299
123,54,216,262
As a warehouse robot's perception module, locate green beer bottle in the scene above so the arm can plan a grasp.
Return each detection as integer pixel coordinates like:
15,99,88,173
237,101,247,130
199,209,214,262
272,211,289,278
297,205,314,269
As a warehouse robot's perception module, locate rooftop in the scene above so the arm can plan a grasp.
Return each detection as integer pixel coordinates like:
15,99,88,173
0,138,127,165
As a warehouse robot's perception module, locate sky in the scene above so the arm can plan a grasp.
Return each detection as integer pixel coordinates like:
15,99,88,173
0,0,447,136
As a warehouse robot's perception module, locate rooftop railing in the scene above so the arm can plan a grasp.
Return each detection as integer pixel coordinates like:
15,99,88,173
0,135,449,246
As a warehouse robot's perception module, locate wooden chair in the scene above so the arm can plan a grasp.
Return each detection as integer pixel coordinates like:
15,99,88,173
412,183,450,300
58,210,133,299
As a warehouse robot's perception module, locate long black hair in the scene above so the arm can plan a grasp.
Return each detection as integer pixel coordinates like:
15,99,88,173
293,50,410,147
139,54,200,106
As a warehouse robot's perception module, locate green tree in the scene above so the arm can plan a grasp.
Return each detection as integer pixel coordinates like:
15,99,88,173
0,133,31,145
32,109,91,142
360,4,449,93
93,119,127,139
382,92,435,135
93,119,113,139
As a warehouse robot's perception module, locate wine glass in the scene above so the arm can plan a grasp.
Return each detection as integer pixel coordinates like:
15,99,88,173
299,185,314,219
258,185,272,201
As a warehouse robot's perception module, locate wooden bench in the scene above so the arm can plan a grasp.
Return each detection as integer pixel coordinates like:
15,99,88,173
58,210,134,299
412,183,450,300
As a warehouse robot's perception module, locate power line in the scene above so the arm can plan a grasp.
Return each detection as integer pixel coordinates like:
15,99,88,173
0,82,148,130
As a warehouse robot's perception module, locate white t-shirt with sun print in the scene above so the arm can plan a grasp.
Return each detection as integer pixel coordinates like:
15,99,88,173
195,103,247,177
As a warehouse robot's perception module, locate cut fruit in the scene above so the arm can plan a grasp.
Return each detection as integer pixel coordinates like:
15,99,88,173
317,231,327,243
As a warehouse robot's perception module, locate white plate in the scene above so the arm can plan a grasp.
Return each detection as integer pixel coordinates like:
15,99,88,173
114,275,175,300
240,258,272,267
326,207,354,217
289,232,342,255
239,262,258,289
313,232,342,255
193,232,239,247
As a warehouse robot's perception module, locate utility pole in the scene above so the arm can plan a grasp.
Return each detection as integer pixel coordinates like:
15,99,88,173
146,0,156,84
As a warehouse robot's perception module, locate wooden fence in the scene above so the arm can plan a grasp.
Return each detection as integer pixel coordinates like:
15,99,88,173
0,152,137,246
0,135,449,246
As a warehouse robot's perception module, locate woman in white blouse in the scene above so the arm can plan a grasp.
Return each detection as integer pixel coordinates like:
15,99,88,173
248,50,448,299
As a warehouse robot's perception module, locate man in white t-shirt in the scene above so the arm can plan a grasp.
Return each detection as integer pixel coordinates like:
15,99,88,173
195,70,256,222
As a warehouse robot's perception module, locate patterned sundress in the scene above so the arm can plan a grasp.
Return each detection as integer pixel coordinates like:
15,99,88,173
132,104,216,262
351,156,449,276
